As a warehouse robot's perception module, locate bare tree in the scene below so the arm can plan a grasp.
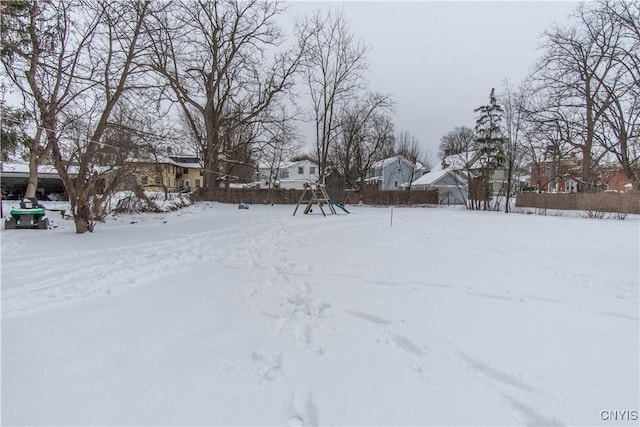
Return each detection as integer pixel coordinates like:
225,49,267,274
331,91,393,188
499,80,528,212
256,104,303,201
146,0,309,190
1,0,154,233
596,0,640,190
438,126,475,159
532,3,622,191
353,112,395,192
300,8,369,184
394,130,429,191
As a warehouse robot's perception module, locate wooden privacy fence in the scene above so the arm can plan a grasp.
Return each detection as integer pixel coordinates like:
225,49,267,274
194,187,439,206
515,192,640,214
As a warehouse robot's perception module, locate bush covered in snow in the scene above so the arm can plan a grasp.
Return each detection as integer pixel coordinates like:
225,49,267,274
109,191,192,214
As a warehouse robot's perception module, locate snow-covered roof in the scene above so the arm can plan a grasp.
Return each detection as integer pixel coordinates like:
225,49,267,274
364,176,381,183
172,161,202,169
130,154,202,169
371,155,425,171
411,165,466,187
441,150,478,170
258,159,317,170
372,155,409,169
0,162,79,177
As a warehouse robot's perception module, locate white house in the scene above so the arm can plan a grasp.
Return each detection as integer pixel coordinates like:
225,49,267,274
257,159,319,190
365,156,424,191
411,165,468,205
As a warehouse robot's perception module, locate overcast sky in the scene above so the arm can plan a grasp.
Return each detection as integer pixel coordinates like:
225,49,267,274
285,1,579,159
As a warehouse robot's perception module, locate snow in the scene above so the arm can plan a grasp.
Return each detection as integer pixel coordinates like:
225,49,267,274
1,202,638,426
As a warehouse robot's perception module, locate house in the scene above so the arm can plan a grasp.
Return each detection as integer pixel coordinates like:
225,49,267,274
441,149,508,195
365,156,423,191
257,159,319,190
529,153,635,193
529,153,582,193
411,165,468,205
600,167,635,192
128,153,203,193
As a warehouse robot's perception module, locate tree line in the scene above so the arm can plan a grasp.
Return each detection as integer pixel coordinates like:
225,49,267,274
2,0,637,231
439,0,639,212
1,0,430,233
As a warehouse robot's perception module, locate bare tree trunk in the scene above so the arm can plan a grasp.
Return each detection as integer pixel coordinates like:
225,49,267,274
25,151,39,199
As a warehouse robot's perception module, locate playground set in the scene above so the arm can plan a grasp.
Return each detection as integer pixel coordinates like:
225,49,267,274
293,183,350,216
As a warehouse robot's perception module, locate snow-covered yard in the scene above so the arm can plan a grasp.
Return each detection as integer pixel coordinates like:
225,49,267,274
1,202,638,426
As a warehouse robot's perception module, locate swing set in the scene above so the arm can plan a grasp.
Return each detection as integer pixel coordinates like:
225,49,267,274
292,182,350,216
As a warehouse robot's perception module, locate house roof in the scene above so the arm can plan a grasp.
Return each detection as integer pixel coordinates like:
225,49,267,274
1,162,79,177
441,150,478,170
130,153,202,169
172,160,202,169
411,165,466,187
371,155,413,169
258,159,318,170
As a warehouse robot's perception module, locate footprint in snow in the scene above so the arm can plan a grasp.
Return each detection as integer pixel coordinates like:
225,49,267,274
287,393,318,427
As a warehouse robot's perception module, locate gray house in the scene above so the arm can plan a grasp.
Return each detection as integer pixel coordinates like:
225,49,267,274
365,156,423,191
411,165,468,205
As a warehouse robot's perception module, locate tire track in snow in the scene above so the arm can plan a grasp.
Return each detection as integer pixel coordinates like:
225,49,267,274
347,307,566,425
345,309,435,384
346,310,428,356
452,350,565,426
500,394,565,426
1,216,282,315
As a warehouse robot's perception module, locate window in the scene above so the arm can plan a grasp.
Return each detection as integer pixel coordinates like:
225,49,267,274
155,176,162,186
394,180,399,188
200,169,204,176
279,170,289,179
298,166,304,175
310,166,316,174
195,179,201,189
183,168,189,174
141,176,148,186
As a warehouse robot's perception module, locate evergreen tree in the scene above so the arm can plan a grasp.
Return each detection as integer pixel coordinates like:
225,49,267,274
473,88,506,209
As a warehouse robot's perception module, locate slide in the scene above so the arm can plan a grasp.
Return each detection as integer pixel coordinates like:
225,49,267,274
328,199,349,214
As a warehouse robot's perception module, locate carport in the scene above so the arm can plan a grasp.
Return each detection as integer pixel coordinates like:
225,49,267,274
0,163,74,200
